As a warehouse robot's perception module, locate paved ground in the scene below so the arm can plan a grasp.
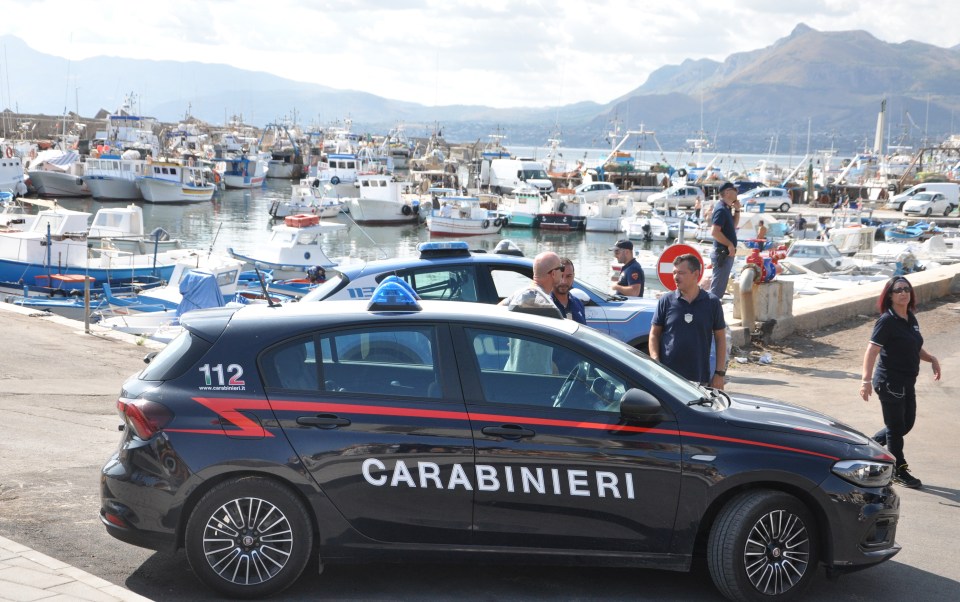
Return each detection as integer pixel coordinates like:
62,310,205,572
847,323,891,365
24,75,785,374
0,297,958,600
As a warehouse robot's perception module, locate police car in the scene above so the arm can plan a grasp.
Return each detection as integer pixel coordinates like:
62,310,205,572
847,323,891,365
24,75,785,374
100,280,901,600
299,241,656,348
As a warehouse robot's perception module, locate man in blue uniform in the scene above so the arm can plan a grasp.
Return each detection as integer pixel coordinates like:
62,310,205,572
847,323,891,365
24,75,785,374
709,182,741,299
649,254,727,388
551,257,586,324
610,239,644,297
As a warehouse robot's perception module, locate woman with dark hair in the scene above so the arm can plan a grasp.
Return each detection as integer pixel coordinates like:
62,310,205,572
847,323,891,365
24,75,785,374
859,277,941,488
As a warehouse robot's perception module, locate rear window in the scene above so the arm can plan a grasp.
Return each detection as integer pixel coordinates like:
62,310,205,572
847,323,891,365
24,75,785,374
139,330,212,381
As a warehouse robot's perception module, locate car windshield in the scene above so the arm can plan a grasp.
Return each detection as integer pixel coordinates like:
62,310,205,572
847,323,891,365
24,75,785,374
910,193,934,202
301,272,348,302
574,326,703,401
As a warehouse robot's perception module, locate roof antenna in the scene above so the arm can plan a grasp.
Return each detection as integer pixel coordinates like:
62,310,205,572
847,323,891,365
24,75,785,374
254,266,280,307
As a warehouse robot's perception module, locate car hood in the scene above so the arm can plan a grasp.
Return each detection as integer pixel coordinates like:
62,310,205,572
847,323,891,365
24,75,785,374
722,392,869,445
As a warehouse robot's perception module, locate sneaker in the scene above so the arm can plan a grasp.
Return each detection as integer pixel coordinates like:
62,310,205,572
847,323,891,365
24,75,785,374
894,464,922,489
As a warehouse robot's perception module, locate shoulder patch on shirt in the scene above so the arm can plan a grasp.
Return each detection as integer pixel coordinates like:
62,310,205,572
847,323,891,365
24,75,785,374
631,272,639,281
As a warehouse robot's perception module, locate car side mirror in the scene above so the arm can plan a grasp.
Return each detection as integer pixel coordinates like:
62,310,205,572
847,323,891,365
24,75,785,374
620,388,665,421
570,288,591,304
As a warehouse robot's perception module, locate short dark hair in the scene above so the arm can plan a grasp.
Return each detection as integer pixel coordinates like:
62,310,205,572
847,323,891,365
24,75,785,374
878,277,915,313
674,254,701,273
560,257,575,270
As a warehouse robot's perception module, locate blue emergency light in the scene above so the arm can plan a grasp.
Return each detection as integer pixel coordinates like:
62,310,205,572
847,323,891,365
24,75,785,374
367,276,422,312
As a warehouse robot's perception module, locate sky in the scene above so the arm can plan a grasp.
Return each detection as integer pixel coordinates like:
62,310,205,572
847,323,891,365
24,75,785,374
2,0,960,110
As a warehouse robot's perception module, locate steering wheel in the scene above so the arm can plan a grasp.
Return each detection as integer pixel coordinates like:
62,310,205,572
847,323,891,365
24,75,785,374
553,361,590,408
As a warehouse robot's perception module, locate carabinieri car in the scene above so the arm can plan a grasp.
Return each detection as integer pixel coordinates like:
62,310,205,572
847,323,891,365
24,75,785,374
297,241,658,349
100,280,900,601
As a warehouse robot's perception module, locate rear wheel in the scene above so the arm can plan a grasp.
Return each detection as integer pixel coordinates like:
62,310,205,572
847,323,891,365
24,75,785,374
708,490,819,601
944,205,954,217
778,202,790,213
185,476,313,599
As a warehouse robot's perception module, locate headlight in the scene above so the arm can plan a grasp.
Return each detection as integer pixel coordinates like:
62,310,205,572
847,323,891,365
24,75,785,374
831,459,893,487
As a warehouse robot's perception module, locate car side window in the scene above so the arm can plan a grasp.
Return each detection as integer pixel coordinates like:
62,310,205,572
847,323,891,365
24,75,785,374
393,266,478,302
261,337,319,391
319,326,441,398
464,328,626,412
489,267,533,301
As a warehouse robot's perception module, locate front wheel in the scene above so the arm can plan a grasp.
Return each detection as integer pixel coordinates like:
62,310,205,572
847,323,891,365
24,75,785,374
708,490,819,601
185,476,313,599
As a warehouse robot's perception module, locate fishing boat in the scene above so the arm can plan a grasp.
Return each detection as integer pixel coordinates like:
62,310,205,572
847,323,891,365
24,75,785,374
84,150,152,200
227,214,348,279
26,150,90,197
346,173,420,224
426,196,503,237
137,160,216,203
496,187,542,228
0,206,190,285
269,177,344,219
217,151,270,189
584,194,633,232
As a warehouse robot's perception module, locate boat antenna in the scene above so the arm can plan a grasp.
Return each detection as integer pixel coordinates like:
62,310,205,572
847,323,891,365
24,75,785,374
208,222,222,258
253,266,280,308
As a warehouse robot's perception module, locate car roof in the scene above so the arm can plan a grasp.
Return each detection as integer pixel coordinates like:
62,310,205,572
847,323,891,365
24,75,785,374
209,297,580,336
335,249,533,278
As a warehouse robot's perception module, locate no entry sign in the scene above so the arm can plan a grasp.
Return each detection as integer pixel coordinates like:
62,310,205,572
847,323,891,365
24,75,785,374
657,244,703,290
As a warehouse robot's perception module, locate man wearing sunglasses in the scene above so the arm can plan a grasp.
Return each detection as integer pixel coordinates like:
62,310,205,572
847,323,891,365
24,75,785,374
501,251,565,318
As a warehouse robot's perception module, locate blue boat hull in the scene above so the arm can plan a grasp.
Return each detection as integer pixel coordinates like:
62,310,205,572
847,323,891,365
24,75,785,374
0,259,174,287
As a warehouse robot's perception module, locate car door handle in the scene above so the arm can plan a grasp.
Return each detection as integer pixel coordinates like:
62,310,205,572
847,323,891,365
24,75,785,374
296,414,351,428
481,425,535,439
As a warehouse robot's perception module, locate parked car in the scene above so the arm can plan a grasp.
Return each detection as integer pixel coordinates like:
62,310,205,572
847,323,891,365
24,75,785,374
737,187,792,212
570,180,618,203
100,279,902,599
901,192,955,217
300,241,657,349
646,184,705,209
886,182,960,212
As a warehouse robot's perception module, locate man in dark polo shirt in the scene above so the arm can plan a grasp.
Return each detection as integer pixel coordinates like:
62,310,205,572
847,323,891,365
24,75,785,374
709,182,741,299
610,239,644,297
649,254,727,388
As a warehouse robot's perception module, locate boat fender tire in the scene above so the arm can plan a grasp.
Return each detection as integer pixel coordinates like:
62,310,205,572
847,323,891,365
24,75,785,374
312,178,320,188
304,252,311,260
493,218,502,227
4,147,12,158
677,168,687,178
557,201,566,213
482,219,490,229
330,176,340,185
401,204,413,216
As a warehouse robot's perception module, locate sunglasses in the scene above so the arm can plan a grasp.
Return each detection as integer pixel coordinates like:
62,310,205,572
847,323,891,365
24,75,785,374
548,265,566,274
891,287,911,294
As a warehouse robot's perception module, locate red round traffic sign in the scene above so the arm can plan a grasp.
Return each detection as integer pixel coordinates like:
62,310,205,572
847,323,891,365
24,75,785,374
657,244,703,290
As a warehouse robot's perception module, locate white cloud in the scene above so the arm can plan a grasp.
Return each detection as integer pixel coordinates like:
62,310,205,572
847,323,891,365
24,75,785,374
2,0,959,108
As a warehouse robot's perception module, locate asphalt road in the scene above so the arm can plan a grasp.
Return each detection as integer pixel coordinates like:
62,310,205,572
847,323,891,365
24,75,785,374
0,303,958,601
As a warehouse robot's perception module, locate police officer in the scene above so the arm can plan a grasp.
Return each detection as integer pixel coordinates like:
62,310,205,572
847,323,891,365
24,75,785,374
610,239,644,297
552,257,586,324
709,182,741,299
649,254,727,388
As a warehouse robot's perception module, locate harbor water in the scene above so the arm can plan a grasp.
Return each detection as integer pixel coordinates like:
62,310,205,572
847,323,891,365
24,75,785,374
48,178,696,295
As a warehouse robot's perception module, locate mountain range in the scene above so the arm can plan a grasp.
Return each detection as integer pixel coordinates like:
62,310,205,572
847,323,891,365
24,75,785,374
1,24,958,154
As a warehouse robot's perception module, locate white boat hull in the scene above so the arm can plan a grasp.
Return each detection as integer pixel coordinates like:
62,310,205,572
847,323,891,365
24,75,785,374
85,176,143,200
28,170,90,197
138,178,215,203
347,198,418,224
426,215,503,236
584,216,622,232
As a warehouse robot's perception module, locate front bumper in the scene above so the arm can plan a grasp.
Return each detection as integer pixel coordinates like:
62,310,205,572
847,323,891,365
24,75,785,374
819,474,901,570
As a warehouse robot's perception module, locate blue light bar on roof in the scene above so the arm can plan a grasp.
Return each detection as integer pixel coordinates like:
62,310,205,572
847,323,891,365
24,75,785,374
367,277,421,312
417,241,469,253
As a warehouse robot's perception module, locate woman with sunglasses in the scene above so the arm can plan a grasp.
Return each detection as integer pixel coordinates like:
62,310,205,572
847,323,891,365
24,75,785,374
859,276,942,489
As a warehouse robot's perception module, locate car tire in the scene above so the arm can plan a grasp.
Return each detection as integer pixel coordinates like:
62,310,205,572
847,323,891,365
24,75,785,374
944,206,954,217
925,208,932,217
779,202,790,213
185,476,313,599
708,490,819,602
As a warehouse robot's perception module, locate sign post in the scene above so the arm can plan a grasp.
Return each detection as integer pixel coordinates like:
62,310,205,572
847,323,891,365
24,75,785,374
657,244,704,291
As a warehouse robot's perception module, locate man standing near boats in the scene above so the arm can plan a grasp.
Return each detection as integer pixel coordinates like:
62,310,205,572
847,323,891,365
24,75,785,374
551,257,586,324
709,182,741,299
610,239,644,297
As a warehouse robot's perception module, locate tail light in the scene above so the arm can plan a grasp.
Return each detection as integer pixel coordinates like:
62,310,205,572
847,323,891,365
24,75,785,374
117,397,174,439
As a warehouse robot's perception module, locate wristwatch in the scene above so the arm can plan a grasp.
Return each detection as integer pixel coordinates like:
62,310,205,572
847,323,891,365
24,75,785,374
715,370,726,376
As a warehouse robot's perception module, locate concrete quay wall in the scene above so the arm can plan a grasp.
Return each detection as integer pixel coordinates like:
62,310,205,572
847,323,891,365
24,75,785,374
729,262,960,346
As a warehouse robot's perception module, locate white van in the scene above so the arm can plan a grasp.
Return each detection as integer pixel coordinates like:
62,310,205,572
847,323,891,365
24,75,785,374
485,159,554,195
886,182,960,211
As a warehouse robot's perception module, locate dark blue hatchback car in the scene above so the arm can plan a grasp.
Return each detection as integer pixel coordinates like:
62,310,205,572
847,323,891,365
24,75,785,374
100,281,901,600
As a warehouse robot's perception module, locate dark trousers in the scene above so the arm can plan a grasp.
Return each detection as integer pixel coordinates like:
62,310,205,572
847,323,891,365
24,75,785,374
873,379,917,467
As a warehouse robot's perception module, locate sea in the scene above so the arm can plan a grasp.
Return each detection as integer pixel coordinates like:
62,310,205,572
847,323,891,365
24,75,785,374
46,147,806,296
